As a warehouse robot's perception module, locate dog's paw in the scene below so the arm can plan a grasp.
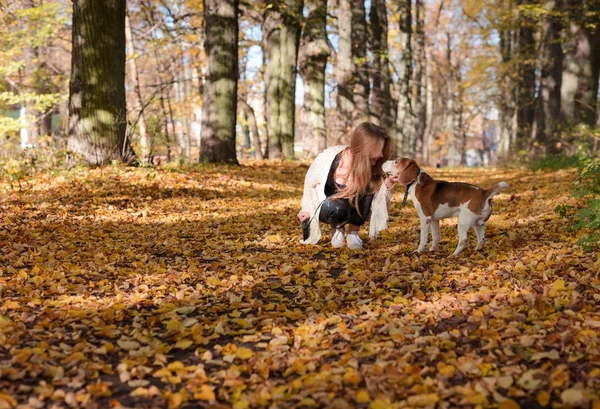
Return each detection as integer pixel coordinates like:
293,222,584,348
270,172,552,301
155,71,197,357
429,245,439,252
413,248,424,255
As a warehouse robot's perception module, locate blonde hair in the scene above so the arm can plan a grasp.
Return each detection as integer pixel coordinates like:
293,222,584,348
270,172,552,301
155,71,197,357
332,122,393,213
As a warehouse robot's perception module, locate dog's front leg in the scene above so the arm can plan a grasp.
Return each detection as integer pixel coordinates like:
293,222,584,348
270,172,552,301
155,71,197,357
416,217,430,253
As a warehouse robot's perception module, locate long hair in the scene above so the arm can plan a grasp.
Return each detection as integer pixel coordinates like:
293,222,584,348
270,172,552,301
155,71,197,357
331,122,393,213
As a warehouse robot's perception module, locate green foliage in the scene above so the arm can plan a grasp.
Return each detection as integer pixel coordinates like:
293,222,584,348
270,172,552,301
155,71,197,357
555,157,600,251
527,154,584,171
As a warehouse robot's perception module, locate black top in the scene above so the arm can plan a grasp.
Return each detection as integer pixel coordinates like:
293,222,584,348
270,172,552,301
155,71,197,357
325,152,345,197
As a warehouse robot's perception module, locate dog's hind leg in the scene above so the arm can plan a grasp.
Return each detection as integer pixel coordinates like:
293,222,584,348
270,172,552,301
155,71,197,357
430,220,440,251
473,223,485,251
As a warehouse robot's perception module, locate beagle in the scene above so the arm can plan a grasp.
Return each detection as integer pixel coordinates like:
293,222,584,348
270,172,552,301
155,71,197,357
385,158,508,255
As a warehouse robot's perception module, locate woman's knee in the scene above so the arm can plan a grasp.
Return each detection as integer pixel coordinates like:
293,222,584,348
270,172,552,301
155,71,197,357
320,200,351,227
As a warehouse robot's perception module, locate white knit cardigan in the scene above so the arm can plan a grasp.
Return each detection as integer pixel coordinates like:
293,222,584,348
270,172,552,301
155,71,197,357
300,145,394,244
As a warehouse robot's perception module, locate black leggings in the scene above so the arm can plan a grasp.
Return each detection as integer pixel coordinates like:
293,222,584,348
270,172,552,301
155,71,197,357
319,195,374,229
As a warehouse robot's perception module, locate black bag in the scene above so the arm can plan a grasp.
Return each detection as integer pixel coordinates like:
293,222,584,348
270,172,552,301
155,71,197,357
302,219,310,241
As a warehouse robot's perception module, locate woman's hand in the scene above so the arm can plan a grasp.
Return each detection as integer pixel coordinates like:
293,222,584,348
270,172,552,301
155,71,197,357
298,211,310,222
384,174,397,190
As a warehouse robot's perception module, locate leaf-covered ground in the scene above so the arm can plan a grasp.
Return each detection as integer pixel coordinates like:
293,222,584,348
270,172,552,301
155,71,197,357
0,163,599,409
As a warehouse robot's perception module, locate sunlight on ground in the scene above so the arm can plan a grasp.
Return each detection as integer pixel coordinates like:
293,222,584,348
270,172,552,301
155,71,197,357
0,164,598,408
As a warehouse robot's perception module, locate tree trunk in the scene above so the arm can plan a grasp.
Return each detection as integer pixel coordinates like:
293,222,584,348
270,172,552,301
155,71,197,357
239,98,264,160
412,0,427,156
370,0,393,129
200,0,239,164
351,0,370,125
125,10,149,162
571,0,599,128
533,0,563,154
335,0,354,142
263,0,303,159
445,32,456,166
497,14,514,160
299,0,329,157
395,0,412,155
68,0,131,165
423,44,434,165
516,0,536,152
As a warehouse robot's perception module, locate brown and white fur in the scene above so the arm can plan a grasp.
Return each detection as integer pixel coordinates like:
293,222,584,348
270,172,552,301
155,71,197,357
386,158,509,255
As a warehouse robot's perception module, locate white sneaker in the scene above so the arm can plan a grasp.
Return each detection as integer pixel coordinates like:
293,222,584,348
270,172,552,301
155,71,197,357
331,228,345,248
346,232,363,250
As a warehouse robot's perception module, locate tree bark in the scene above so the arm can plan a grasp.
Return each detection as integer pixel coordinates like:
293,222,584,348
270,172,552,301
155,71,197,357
497,8,515,160
395,0,412,155
335,0,354,142
351,0,370,125
298,0,329,157
516,0,536,152
370,0,393,129
412,0,427,155
533,0,563,154
199,0,239,164
445,32,456,166
239,98,264,160
125,10,149,162
263,0,303,159
68,0,132,165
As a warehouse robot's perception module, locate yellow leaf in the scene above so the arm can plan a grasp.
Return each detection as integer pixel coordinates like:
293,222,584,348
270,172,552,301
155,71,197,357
407,393,440,406
551,279,566,292
130,387,149,397
342,368,362,386
168,391,185,409
236,347,254,360
537,391,551,407
370,399,391,409
233,401,250,409
174,339,193,350
0,393,16,408
499,399,520,409
355,389,370,403
194,385,216,401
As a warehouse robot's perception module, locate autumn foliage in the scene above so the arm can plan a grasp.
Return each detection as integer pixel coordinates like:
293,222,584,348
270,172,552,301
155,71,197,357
0,163,599,408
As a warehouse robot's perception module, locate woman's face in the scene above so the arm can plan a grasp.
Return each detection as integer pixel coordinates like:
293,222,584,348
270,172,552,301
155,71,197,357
369,139,385,167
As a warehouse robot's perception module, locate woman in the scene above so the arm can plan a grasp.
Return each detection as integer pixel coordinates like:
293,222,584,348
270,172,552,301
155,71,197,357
298,122,397,250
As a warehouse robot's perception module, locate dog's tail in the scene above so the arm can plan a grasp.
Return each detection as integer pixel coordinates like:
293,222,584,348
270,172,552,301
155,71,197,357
485,181,509,199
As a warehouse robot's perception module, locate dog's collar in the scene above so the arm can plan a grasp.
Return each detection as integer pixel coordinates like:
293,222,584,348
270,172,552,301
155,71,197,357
401,168,421,207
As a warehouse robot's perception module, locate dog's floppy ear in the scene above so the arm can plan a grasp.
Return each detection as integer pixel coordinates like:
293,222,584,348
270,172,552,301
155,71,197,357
398,158,420,186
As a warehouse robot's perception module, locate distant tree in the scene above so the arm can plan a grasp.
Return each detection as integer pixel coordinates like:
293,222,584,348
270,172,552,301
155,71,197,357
335,0,354,142
263,0,304,159
395,0,412,155
370,0,393,130
351,0,370,125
